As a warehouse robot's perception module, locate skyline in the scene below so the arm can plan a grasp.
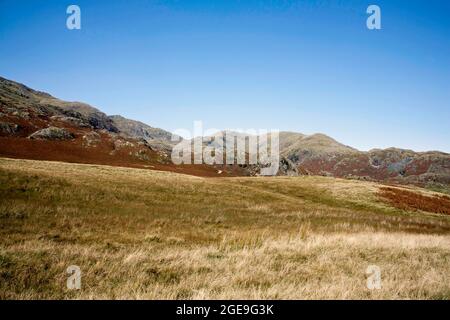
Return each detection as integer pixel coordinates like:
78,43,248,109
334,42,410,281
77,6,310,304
1,0,449,152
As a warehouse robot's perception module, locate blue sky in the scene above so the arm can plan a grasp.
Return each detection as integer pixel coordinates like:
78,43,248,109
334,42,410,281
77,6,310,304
1,0,449,152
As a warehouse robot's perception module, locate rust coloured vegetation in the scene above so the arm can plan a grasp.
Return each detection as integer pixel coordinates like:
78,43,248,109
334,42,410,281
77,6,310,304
379,187,450,215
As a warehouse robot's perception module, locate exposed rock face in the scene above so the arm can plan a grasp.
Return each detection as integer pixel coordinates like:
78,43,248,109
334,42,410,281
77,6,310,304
28,127,74,140
50,103,118,132
50,115,89,127
109,115,175,151
281,135,450,188
82,131,101,147
113,139,135,150
133,149,150,161
0,76,118,133
278,157,299,176
0,121,19,135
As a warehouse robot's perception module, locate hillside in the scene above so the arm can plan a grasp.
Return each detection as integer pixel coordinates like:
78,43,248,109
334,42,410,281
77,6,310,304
283,137,450,192
1,75,449,189
0,76,249,177
281,132,358,157
108,115,175,152
1,158,449,299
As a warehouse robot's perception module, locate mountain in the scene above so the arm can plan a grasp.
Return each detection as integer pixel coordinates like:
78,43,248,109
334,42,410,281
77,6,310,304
0,76,252,177
280,132,357,157
108,115,175,152
0,76,118,132
280,133,450,191
0,76,449,189
0,76,174,150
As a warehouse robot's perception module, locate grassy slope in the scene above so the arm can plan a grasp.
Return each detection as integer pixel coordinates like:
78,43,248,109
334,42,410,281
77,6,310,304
0,158,449,299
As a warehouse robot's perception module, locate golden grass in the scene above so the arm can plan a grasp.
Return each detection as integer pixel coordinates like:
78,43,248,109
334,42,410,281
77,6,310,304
0,158,449,299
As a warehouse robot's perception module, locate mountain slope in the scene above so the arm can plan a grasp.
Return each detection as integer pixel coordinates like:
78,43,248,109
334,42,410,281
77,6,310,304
280,132,357,157
0,75,449,188
282,134,450,190
0,76,249,177
109,115,175,152
0,76,118,132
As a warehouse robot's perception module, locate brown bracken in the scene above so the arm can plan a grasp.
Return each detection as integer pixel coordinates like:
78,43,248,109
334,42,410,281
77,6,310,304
379,187,450,215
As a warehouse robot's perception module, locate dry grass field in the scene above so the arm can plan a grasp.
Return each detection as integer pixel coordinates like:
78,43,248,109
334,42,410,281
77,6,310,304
0,157,449,299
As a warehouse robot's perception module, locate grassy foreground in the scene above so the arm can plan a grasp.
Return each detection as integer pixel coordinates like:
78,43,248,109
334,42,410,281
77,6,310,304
0,158,449,299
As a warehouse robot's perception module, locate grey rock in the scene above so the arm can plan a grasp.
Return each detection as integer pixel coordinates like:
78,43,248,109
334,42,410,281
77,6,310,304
82,131,101,147
278,157,299,176
28,127,74,140
51,115,90,127
0,121,20,134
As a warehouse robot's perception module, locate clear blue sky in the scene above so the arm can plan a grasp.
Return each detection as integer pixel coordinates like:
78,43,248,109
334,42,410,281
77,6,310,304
1,0,449,152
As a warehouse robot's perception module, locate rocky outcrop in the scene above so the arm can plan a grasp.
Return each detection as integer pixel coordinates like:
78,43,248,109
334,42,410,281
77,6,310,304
284,140,450,188
278,157,299,176
0,121,19,135
28,127,74,140
82,131,101,147
109,115,175,151
50,115,90,127
51,103,118,132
